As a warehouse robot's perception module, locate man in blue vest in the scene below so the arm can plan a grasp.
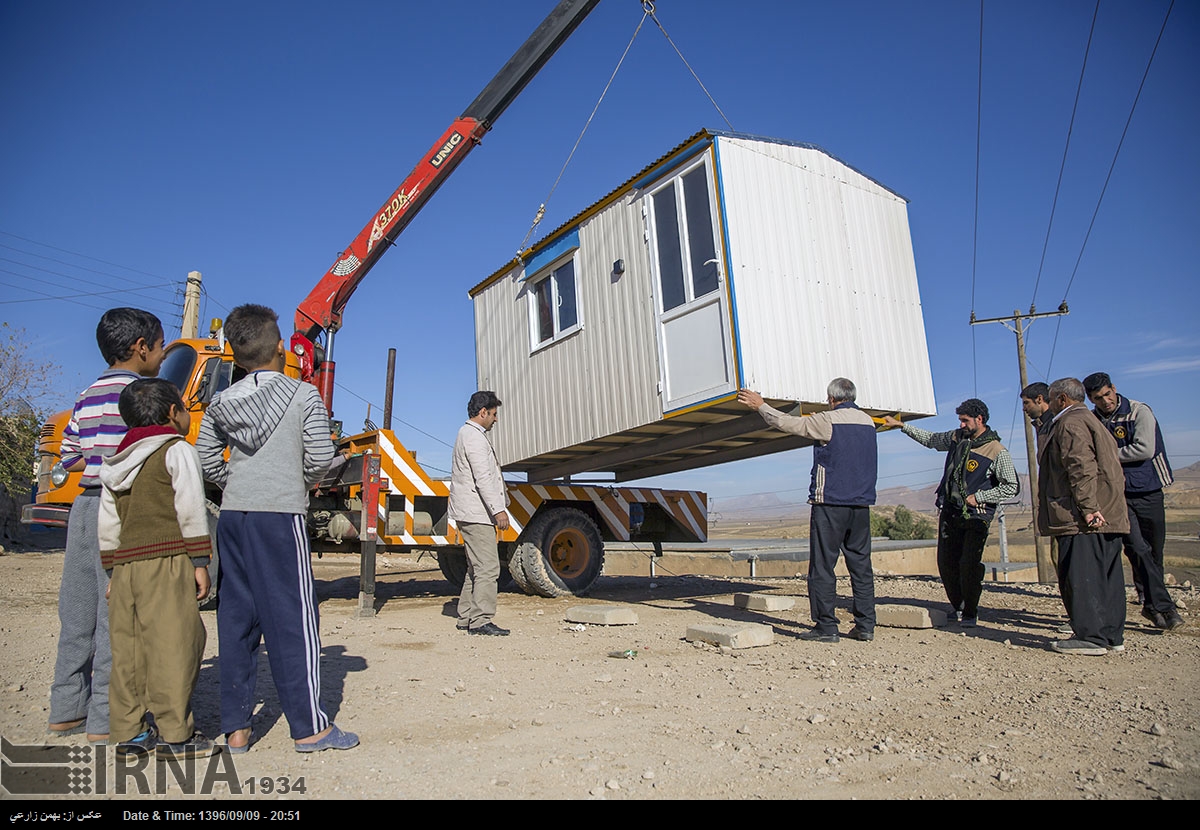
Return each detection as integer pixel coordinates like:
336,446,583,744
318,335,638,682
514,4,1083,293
1082,373,1183,631
884,400,1019,627
738,379,878,644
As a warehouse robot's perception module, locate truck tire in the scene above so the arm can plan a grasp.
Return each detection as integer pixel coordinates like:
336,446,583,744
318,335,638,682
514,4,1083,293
439,546,515,592
514,507,604,598
199,500,220,612
502,542,532,594
438,547,468,589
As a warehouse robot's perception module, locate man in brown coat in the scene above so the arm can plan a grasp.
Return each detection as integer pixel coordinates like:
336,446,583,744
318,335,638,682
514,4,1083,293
1038,377,1129,656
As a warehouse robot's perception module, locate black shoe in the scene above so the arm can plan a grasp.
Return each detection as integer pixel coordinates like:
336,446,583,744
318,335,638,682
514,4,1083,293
1140,607,1168,628
799,629,839,644
469,622,510,636
1162,609,1185,631
116,725,158,758
846,626,874,642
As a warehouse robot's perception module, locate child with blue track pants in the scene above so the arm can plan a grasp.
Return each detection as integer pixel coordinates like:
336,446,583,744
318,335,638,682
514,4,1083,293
197,304,357,754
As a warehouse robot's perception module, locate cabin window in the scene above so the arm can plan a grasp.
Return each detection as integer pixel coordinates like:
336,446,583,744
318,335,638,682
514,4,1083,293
649,160,720,313
529,253,581,349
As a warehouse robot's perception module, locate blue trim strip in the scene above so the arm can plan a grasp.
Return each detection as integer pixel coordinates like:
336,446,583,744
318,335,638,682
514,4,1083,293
521,228,580,280
631,139,712,192
712,137,743,389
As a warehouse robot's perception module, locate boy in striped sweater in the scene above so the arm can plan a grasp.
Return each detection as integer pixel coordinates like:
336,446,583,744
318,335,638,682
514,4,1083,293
48,308,164,743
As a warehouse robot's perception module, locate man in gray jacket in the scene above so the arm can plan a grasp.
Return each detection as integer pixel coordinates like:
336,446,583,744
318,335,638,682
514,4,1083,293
449,391,511,636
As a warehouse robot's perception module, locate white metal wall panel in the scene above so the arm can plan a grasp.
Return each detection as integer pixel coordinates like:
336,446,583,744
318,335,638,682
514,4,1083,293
717,137,936,415
474,197,663,466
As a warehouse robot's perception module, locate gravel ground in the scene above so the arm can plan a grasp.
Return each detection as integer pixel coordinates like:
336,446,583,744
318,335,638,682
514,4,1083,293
1,548,1198,801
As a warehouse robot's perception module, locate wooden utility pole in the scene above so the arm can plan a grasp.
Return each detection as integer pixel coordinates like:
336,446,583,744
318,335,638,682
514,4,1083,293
181,271,202,339
970,303,1068,584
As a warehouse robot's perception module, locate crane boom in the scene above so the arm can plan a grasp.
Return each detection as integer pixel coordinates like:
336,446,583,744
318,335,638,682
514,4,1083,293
293,0,601,413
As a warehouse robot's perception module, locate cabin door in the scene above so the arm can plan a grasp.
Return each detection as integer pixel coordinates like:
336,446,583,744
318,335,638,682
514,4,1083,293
646,156,735,413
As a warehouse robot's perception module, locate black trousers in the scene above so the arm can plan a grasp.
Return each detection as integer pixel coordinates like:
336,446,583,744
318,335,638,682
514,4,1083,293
936,509,990,617
808,505,874,634
1123,490,1174,614
1058,532,1126,648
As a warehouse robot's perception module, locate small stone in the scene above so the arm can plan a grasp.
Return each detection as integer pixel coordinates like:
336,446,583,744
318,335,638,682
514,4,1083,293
595,674,612,683
808,713,826,724
606,779,620,790
1157,756,1182,770
441,688,456,698
642,770,655,780
1150,723,1166,736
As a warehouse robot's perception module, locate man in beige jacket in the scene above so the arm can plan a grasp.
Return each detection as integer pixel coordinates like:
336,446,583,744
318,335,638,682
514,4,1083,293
448,391,511,636
1038,377,1129,656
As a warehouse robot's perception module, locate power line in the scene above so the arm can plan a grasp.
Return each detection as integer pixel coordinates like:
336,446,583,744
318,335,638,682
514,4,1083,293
0,230,176,288
969,0,985,396
1030,0,1099,311
1047,0,1175,375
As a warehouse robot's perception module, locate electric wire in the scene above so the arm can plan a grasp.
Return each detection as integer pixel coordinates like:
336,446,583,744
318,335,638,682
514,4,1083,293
1045,0,1175,376
332,380,455,457
1029,1,1099,313
969,0,985,396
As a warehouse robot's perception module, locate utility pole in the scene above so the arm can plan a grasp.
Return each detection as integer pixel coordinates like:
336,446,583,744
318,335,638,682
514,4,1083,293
970,302,1068,584
181,271,202,339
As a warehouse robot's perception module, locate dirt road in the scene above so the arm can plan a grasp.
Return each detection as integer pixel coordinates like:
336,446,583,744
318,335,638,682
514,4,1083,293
1,548,1197,800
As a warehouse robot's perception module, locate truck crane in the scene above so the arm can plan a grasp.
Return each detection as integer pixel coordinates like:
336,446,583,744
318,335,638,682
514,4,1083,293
24,0,708,609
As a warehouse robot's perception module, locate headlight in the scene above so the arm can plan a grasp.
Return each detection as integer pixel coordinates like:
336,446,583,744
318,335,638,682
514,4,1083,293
50,462,68,487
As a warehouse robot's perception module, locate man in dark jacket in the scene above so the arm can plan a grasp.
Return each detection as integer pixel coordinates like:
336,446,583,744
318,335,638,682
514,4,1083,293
1082,372,1182,631
739,378,878,644
1039,378,1130,656
884,400,1018,627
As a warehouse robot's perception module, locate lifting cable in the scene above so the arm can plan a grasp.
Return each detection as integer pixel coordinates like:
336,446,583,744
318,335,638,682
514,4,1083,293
1045,0,1175,376
516,1,736,260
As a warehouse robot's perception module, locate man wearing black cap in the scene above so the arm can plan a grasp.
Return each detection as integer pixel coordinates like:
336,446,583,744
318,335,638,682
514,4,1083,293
885,399,1019,627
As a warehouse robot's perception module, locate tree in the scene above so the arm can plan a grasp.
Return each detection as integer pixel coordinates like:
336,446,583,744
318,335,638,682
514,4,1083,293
870,505,936,541
0,323,60,497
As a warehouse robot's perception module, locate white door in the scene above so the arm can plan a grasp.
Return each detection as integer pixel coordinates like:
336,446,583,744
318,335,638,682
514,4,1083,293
646,156,734,412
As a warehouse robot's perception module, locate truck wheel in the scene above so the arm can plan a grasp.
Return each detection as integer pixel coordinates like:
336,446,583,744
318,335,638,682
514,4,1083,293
514,508,604,598
438,547,467,589
439,546,515,592
501,542,531,593
199,500,220,612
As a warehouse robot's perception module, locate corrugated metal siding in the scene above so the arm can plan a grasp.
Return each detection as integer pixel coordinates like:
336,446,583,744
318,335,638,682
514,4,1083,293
717,137,936,415
475,197,664,466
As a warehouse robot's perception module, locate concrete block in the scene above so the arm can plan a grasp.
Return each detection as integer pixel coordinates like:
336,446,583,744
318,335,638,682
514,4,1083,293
565,605,639,626
732,593,796,612
685,622,775,649
875,604,948,629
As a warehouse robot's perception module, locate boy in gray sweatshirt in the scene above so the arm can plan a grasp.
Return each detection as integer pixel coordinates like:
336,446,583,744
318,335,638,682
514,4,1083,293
197,303,357,754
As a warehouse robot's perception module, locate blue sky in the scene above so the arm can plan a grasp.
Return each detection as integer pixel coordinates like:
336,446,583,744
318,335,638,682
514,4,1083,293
2,0,1197,513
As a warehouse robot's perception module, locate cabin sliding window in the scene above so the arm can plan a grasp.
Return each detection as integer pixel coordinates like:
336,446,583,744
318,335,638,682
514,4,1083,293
529,253,580,349
650,162,719,313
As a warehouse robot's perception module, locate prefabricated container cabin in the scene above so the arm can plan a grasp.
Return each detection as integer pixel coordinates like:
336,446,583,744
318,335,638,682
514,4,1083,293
470,130,936,483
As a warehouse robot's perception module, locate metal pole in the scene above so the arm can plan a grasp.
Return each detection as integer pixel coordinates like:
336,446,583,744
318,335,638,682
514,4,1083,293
182,271,202,338
970,303,1068,585
383,348,396,432
1012,310,1052,583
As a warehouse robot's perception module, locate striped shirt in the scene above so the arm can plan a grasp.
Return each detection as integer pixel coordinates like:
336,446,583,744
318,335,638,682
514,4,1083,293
60,369,142,488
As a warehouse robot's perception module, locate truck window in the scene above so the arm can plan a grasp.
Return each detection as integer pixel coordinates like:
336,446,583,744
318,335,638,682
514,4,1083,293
159,345,198,393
